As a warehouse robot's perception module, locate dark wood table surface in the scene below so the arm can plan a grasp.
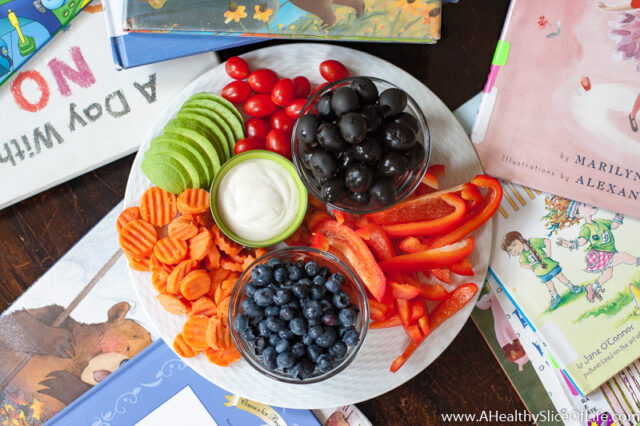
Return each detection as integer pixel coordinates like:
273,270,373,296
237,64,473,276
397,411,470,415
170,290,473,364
0,0,529,424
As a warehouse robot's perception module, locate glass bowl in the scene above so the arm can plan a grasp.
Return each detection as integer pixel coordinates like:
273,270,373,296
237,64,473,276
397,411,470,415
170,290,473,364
291,76,431,214
228,246,370,384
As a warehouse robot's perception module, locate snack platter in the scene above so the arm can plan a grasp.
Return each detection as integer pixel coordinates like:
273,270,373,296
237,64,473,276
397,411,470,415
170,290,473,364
123,43,492,408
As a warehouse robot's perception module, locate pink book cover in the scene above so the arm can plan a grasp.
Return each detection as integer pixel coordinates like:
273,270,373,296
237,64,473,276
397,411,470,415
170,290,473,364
471,0,640,219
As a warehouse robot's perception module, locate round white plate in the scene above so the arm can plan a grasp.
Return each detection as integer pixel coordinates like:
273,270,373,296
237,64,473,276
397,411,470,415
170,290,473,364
124,43,491,409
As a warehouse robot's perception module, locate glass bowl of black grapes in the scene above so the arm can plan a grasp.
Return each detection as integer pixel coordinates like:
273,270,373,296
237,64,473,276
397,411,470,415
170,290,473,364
229,246,369,384
292,76,430,214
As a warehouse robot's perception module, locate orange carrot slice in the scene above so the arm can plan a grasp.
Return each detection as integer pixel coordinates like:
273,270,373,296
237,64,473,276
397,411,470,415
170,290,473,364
204,347,241,366
189,228,213,261
140,186,177,227
157,293,191,315
214,277,237,306
152,271,169,293
216,296,231,319
202,244,221,270
220,257,243,272
206,314,233,350
149,253,173,275
190,296,217,316
207,268,231,298
211,225,242,256
194,211,215,228
154,237,188,265
253,248,268,258
168,215,198,241
173,333,198,358
117,207,140,233
183,315,210,350
126,254,150,272
167,259,199,294
119,219,157,258
180,269,211,300
177,188,210,216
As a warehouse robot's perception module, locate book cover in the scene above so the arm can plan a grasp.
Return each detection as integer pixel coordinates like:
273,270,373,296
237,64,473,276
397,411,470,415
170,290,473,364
103,0,263,69
0,0,91,88
0,4,218,209
122,0,441,43
471,0,640,219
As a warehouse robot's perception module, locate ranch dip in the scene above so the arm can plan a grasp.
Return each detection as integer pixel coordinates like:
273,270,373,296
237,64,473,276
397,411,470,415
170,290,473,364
217,158,300,241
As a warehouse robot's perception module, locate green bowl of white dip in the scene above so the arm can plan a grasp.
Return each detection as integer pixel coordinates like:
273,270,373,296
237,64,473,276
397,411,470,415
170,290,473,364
210,150,308,248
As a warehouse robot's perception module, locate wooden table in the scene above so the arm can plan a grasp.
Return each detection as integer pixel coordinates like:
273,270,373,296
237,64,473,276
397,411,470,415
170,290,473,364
0,0,528,423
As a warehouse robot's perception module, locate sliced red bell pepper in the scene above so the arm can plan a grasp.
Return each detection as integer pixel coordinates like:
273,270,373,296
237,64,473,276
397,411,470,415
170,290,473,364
429,267,451,284
427,175,503,249
421,171,439,190
409,298,426,322
430,283,478,329
309,232,330,251
396,298,411,327
368,297,394,321
398,237,427,253
456,182,482,210
390,282,421,300
449,257,474,276
370,314,401,329
366,189,458,225
355,216,369,228
403,274,449,301
308,194,326,210
390,340,421,372
355,223,396,261
417,313,431,337
381,193,466,238
313,220,387,302
403,323,423,343
333,210,359,228
379,237,475,273
427,164,445,176
305,210,332,231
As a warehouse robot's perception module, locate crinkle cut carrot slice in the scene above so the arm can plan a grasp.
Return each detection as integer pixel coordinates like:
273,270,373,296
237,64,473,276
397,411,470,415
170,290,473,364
152,271,169,293
154,237,188,264
202,244,221,270
167,259,199,294
206,314,233,351
174,332,198,358
126,254,150,272
140,186,177,227
149,253,174,275
214,277,237,306
189,228,213,261
216,296,231,319
117,207,140,233
177,188,210,216
168,215,198,241
190,296,217,316
194,211,215,228
220,257,243,272
182,315,210,350
119,219,157,259
211,225,242,256
180,269,211,300
157,293,191,315
205,347,241,366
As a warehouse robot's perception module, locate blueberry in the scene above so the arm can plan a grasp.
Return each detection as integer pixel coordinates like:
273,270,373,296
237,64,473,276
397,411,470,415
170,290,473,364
266,317,286,332
251,264,273,285
265,306,280,317
297,278,312,287
253,336,268,355
273,288,292,305
289,317,307,336
234,314,249,332
288,266,303,281
311,285,326,300
303,300,323,319
325,278,341,293
333,291,351,309
277,352,296,369
262,347,277,369
342,329,359,346
317,354,335,373
291,342,307,359
279,305,297,321
275,338,290,353
307,344,323,362
254,288,274,307
279,328,294,340
295,260,305,270
258,320,271,337
249,313,264,325
329,341,348,359
241,327,257,341
274,267,287,283
242,299,263,318
269,333,280,346
312,275,326,286
316,327,337,348
308,325,323,339
321,312,338,326
331,272,345,285
307,318,320,327
318,266,331,278
320,299,333,312
245,283,257,298
302,333,314,345
267,257,282,268
290,358,314,380
339,308,357,327
292,282,310,300
304,261,320,277
285,300,300,310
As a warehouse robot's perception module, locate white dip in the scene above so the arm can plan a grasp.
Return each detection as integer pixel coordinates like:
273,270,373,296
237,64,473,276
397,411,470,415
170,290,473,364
217,158,300,241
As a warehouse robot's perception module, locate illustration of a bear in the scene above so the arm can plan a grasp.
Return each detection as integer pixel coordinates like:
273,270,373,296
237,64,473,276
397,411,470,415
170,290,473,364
0,302,152,420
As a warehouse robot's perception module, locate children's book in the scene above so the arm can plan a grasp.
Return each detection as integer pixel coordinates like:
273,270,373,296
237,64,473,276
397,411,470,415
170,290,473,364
0,4,218,210
0,0,91,88
103,0,263,69
122,0,441,43
471,0,640,219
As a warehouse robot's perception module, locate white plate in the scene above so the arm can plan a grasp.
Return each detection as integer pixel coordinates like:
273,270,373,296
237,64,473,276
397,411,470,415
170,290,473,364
124,43,491,409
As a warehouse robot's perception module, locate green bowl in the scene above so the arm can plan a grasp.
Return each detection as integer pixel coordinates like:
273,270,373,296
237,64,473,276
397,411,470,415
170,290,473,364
210,150,308,248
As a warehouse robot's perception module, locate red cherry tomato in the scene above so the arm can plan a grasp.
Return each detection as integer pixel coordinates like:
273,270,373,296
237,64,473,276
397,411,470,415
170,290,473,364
293,76,311,98
245,118,271,140
221,80,252,104
285,98,307,120
234,137,265,155
319,60,350,82
270,78,295,107
248,68,279,93
225,56,250,80
244,94,277,118
270,109,294,134
265,129,292,159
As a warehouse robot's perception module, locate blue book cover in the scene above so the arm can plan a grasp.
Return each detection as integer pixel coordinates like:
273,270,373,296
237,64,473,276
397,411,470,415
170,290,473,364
49,339,321,425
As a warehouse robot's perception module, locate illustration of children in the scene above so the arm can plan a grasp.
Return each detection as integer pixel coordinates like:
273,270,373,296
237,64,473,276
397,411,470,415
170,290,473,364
502,231,583,311
556,203,640,302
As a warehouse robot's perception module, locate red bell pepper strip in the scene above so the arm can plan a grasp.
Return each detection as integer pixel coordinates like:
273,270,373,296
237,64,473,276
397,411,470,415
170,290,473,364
368,297,394,321
333,210,359,228
430,283,478,329
456,182,482,209
427,175,503,249
379,237,475,273
381,193,466,238
309,232,329,251
427,164,445,176
429,267,451,284
305,210,332,231
370,314,401,329
396,298,411,327
403,323,423,343
417,313,431,337
355,223,396,261
365,189,458,225
313,220,387,302
421,171,439,190
403,274,449,300
390,282,421,300
449,257,474,276
410,298,426,322
308,194,326,210
390,340,421,372
398,237,427,253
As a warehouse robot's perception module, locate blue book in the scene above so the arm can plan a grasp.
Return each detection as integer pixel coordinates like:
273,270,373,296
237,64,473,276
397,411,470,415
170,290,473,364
49,339,321,425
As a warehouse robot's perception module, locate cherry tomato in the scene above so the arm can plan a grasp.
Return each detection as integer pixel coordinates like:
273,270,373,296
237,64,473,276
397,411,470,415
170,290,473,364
270,109,294,134
285,98,307,120
319,60,350,82
293,76,311,98
244,94,277,118
225,56,250,80
245,118,271,140
271,78,295,107
234,137,265,154
221,80,252,104
265,129,292,159
248,68,279,93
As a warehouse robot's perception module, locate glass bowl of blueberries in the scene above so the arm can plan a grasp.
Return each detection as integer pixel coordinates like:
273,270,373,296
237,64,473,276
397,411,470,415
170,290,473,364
292,76,430,214
229,246,369,384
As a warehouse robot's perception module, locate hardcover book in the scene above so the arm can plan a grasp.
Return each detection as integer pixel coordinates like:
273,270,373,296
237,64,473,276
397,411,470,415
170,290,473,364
471,0,640,219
